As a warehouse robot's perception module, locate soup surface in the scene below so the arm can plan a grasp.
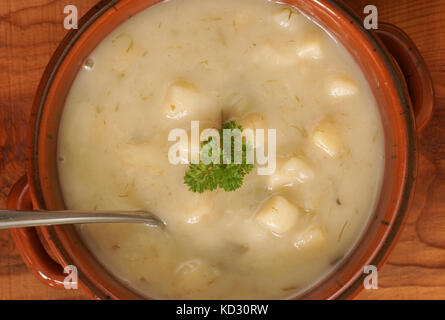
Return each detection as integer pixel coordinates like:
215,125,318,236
58,0,384,299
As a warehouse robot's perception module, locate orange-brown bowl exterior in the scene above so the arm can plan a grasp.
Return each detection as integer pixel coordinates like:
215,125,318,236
21,0,422,299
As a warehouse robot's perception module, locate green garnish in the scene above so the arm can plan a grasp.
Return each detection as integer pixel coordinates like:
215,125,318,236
184,121,254,193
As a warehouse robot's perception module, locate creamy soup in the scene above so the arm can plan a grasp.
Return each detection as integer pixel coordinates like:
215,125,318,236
58,0,384,299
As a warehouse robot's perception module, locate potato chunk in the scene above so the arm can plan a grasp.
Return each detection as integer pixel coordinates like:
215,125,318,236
173,259,220,295
163,81,201,120
268,157,314,190
297,37,323,60
163,82,221,125
182,196,215,224
273,8,297,29
312,122,342,157
294,227,326,250
329,77,358,97
255,195,299,235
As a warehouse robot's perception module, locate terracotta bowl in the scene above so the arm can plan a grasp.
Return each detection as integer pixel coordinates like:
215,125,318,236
8,0,434,299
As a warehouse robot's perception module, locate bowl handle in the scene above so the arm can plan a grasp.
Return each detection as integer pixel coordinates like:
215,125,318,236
7,175,67,288
374,23,434,132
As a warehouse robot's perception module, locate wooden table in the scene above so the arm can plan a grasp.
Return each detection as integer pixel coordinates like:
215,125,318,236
0,0,444,300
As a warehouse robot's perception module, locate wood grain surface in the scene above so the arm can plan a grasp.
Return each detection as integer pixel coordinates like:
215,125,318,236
0,0,444,300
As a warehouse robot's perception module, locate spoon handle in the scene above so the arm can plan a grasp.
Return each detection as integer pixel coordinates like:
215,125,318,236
0,210,164,230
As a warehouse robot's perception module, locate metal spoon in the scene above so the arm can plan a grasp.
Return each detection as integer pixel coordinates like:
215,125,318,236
0,210,165,230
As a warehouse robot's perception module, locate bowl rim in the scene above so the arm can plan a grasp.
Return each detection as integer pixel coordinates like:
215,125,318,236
24,0,417,300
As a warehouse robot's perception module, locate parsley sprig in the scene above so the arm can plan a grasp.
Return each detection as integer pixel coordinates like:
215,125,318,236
184,121,254,193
